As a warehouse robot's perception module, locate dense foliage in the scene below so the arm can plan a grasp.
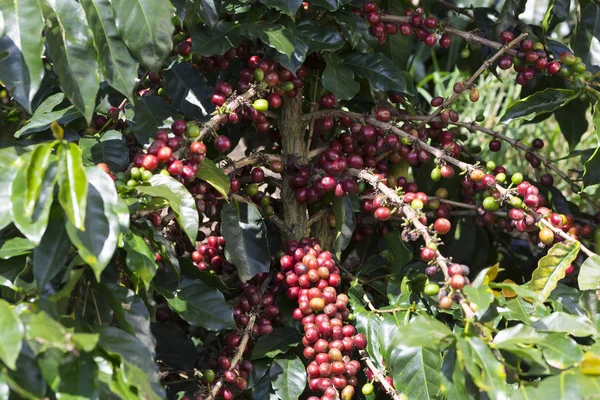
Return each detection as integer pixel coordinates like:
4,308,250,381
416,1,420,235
2,0,600,398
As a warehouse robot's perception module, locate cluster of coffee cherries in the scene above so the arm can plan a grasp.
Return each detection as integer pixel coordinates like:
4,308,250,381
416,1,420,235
352,1,400,45
229,162,284,217
199,272,284,400
279,238,366,400
190,235,231,273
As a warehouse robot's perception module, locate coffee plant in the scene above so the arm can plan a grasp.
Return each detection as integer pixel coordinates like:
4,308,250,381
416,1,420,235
2,0,600,398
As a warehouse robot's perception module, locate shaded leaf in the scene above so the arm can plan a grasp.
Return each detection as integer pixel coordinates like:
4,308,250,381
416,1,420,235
554,98,589,149
123,230,158,291
344,52,408,94
0,300,23,370
574,3,600,73
79,130,129,171
151,323,195,371
252,328,301,360
245,23,295,58
221,201,270,282
309,0,352,11
269,353,306,400
130,96,177,144
197,0,220,29
384,230,413,275
0,0,45,111
493,0,526,38
333,194,355,258
297,22,344,52
57,353,98,399
542,0,570,33
259,0,301,17
80,0,138,99
196,158,230,200
14,93,81,138
578,255,600,290
57,143,88,230
163,62,215,121
501,88,578,123
66,168,120,280
111,0,174,72
43,0,101,123
528,241,580,302
334,11,377,53
191,21,242,57
322,54,360,101
583,106,600,187
137,175,198,243
166,278,235,330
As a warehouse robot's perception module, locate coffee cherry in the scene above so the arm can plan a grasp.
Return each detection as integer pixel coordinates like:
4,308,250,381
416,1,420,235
489,139,501,152
211,93,226,106
439,296,453,309
421,247,436,262
251,168,265,183
500,31,514,43
540,173,554,186
253,99,269,112
214,135,231,152
362,382,374,395
424,283,440,295
539,227,555,245
171,119,187,136
374,207,392,221
440,34,452,48
434,218,451,235
450,274,466,290
532,138,544,149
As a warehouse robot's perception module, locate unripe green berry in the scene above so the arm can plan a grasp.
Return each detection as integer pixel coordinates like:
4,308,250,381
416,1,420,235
460,48,471,58
486,161,496,171
430,167,441,181
411,199,424,209
511,172,523,185
130,167,141,180
510,196,523,208
127,179,138,188
141,170,154,181
496,172,506,183
482,196,499,211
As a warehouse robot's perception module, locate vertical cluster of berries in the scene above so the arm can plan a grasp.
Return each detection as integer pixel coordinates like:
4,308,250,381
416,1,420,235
279,238,366,400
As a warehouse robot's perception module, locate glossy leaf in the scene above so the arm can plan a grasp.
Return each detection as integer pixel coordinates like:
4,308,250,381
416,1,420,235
0,238,35,259
344,52,408,94
395,316,453,349
245,23,295,58
259,0,301,17
0,299,23,370
196,158,230,200
578,255,600,290
583,106,600,187
539,334,584,369
464,336,509,397
191,21,242,57
269,353,306,400
66,168,120,280
163,62,215,121
0,0,45,111
166,278,235,330
333,194,355,258
131,96,177,144
493,0,526,38
528,241,580,302
33,209,71,291
463,284,494,317
387,345,442,400
532,312,597,337
14,93,81,138
574,3,600,73
23,142,56,216
554,98,589,149
0,147,26,230
297,21,345,52
11,156,57,244
251,328,301,359
79,130,129,172
43,0,101,123
111,0,174,72
57,143,88,230
334,12,377,53
136,175,199,244
123,230,158,291
500,88,578,123
322,54,360,101
196,0,221,29
221,201,270,282
493,324,546,347
80,0,138,99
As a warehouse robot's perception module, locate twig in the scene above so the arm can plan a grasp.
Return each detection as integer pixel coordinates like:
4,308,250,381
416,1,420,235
416,33,527,129
359,350,404,400
221,152,281,175
308,208,329,227
437,0,474,19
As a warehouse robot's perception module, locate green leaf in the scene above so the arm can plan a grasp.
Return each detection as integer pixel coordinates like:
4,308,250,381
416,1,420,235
136,175,199,244
500,88,578,123
196,0,220,29
334,11,377,53
123,230,158,291
578,255,600,290
493,324,546,347
97,325,164,399
297,22,345,52
221,201,270,282
343,52,408,94
493,0,526,38
554,98,589,149
259,0,301,17
0,238,35,259
151,323,195,371
528,241,580,302
0,0,45,111
179,257,228,291
196,158,230,200
395,316,453,349
79,130,129,172
166,278,235,330
350,293,385,367
539,333,584,369
251,328,301,359
380,0,413,70
271,28,307,73
23,142,56,216
583,106,600,187
66,167,120,280
0,299,23,370
310,0,352,11
245,23,295,57
574,3,600,73
163,62,215,121
11,155,57,244
322,55,360,101
57,143,88,230
111,0,174,72
191,20,242,57
42,0,101,124
532,312,597,337
269,353,306,400
384,230,413,275
542,0,570,33
333,194,355,258
0,147,26,230
463,284,494,317
57,353,99,399
33,210,70,291
387,345,442,400
14,93,81,138
131,96,177,145
463,336,509,397
80,0,138,99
